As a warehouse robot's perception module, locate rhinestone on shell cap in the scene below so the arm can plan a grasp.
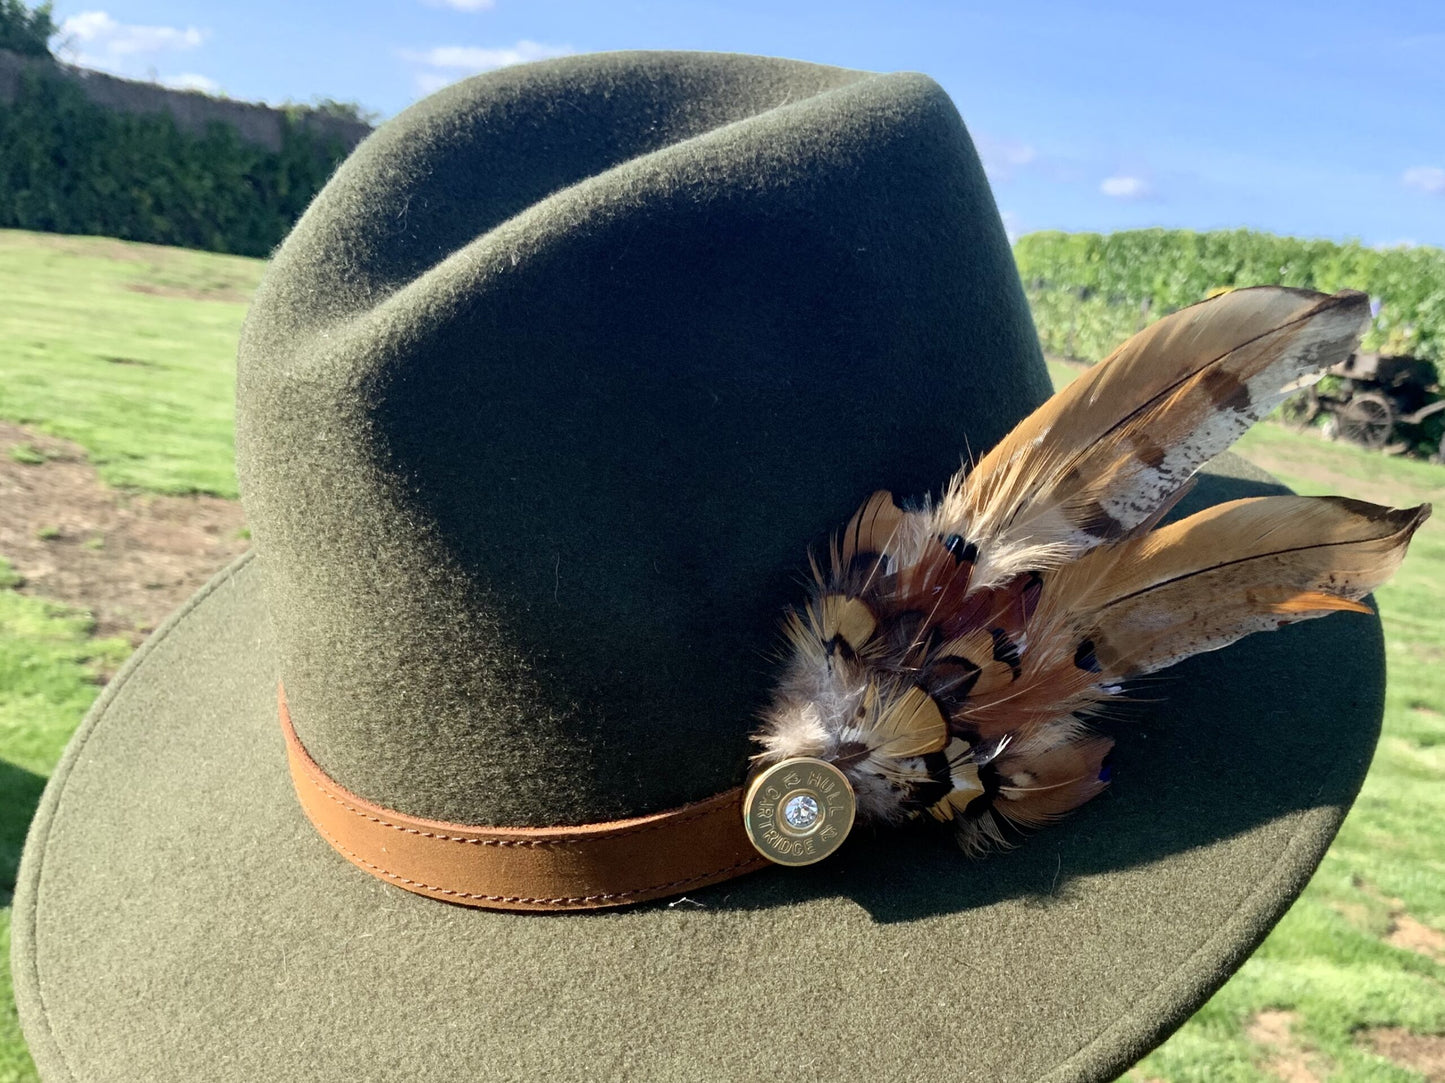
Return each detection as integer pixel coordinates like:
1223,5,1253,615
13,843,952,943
742,758,856,866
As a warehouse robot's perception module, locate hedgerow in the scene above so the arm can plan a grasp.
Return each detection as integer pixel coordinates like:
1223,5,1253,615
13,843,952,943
0,64,351,256
1014,228,1445,364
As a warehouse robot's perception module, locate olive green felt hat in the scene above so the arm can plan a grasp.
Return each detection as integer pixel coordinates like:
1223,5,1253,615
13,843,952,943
13,51,1384,1082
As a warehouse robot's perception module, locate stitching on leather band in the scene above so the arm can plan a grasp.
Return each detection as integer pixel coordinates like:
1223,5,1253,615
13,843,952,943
314,822,762,905
278,682,768,910
299,768,732,848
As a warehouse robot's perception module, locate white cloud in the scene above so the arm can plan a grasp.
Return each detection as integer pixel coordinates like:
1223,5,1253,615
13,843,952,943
1100,174,1151,200
162,72,220,94
60,11,205,63
404,41,574,72
56,10,210,88
999,210,1022,244
423,0,497,10
1402,166,1445,195
976,136,1036,182
402,39,575,94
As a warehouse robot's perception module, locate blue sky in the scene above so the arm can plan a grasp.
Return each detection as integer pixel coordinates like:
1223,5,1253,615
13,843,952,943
49,0,1445,247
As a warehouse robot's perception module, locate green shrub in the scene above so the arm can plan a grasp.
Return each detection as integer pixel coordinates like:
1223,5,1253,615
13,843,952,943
0,65,351,256
1015,228,1445,365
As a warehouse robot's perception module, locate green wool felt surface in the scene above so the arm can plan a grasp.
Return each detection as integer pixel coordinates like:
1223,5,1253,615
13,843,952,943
11,458,1382,1083
234,51,1051,826
13,52,1387,1080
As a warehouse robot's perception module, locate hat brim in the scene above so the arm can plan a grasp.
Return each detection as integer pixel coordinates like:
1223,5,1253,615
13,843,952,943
12,455,1382,1083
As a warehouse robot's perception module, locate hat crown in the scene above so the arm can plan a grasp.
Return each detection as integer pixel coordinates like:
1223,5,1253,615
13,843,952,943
235,51,1049,826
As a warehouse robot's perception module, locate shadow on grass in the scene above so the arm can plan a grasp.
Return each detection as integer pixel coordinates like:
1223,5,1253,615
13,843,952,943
0,759,46,905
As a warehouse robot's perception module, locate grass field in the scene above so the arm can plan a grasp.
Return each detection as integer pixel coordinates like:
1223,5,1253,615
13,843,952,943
0,230,260,497
1,229,1442,1082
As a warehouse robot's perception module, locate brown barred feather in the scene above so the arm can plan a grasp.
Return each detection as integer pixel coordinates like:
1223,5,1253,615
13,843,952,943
927,738,985,823
870,684,949,759
939,287,1370,590
753,287,1428,853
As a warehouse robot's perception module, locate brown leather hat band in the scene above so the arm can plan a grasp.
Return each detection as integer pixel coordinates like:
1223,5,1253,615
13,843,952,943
279,685,768,911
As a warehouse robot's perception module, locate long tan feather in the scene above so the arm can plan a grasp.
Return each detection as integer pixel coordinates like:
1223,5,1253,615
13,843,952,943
1045,496,1430,677
939,288,1370,588
754,287,1429,857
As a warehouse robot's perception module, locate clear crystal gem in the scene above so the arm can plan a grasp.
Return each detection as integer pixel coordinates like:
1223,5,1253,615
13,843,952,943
783,794,820,830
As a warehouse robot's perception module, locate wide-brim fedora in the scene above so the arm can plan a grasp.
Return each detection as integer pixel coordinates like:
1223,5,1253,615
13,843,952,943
13,52,1383,1082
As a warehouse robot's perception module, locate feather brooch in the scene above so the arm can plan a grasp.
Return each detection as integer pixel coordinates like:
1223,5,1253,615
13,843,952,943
744,286,1429,865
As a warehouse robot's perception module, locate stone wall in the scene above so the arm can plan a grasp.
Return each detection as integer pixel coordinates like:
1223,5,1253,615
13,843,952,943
0,48,372,153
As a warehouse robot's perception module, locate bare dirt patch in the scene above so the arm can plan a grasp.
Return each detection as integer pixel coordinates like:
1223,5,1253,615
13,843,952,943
124,281,251,304
1387,913,1445,963
1349,876,1445,964
1359,1028,1445,1082
1246,1010,1327,1083
0,421,248,650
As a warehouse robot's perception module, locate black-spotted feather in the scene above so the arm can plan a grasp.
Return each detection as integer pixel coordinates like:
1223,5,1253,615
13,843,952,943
753,287,1428,855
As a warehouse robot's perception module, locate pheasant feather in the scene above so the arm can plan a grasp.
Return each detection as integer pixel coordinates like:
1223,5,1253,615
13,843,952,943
754,287,1429,856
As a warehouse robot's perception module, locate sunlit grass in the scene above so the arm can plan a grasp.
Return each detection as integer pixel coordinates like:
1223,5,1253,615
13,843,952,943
1046,356,1445,1081
0,229,259,496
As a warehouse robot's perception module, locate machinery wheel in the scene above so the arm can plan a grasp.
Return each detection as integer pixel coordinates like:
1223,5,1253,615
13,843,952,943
1277,386,1321,426
1337,391,1395,449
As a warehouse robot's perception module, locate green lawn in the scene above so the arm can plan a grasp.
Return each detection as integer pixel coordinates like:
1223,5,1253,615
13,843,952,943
0,554,129,1083
0,229,256,1082
1050,356,1445,1079
1130,426,1445,1082
0,229,259,497
0,231,1442,1082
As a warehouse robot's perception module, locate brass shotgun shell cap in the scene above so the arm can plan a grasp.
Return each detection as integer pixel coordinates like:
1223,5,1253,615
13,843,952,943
743,758,856,866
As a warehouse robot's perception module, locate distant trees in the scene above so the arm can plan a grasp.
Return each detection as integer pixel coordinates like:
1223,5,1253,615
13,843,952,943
0,0,55,59
291,97,382,126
